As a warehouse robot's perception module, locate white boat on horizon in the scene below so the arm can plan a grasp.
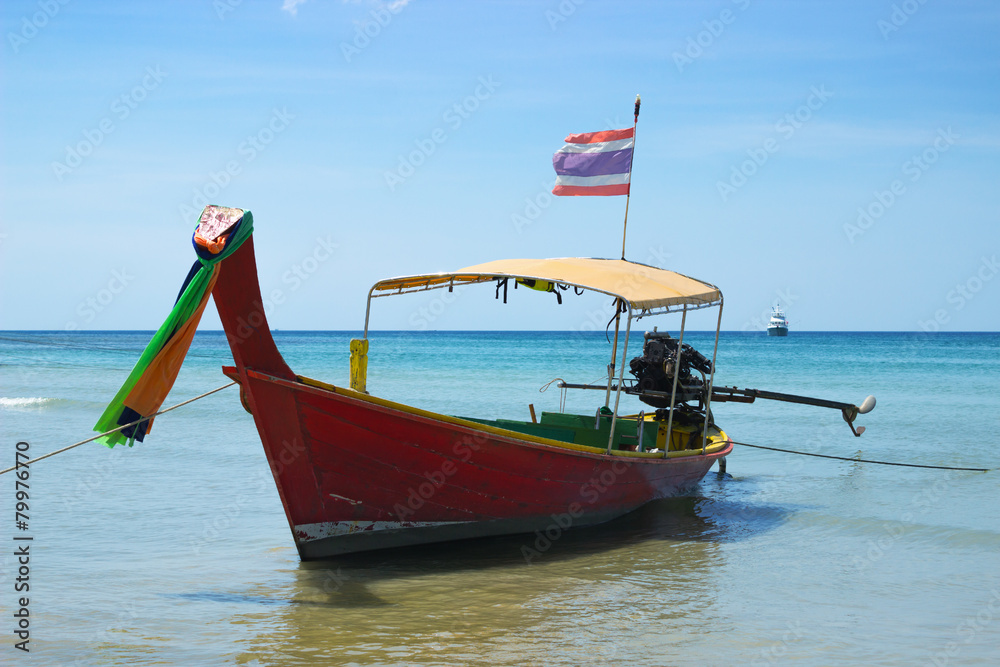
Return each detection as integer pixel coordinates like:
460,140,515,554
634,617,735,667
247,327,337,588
767,306,789,336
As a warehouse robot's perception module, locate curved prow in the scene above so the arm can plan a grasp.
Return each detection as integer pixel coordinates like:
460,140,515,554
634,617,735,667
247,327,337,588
213,234,295,380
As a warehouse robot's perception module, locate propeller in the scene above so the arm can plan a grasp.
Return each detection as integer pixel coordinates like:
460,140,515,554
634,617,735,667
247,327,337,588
842,395,877,437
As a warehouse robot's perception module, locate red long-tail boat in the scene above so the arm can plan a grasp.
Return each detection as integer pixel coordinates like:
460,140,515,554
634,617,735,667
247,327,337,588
101,205,874,560
205,207,744,559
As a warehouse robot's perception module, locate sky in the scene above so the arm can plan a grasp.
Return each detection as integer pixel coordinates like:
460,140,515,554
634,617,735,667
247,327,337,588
1,0,998,332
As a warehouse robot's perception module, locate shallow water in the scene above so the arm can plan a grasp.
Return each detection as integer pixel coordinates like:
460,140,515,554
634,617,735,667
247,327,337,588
1,331,998,665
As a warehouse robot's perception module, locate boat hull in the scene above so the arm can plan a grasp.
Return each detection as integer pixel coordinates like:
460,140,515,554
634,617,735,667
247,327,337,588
232,368,729,559
213,235,731,559
767,326,788,336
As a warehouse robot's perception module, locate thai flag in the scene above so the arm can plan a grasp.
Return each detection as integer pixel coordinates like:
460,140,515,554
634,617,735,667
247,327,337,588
552,127,634,196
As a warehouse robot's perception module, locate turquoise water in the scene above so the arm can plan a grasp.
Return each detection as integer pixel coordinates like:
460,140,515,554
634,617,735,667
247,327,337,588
1,330,998,665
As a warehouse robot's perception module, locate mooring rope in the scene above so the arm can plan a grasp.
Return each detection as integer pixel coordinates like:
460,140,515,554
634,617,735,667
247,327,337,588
0,333,223,360
730,440,990,472
0,381,237,475
6,386,989,475
539,377,570,413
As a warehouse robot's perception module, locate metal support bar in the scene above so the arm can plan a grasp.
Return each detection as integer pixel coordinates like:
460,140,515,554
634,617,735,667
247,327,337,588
636,411,645,451
363,286,377,339
663,306,687,458
605,298,622,408
702,298,723,454
607,309,633,454
617,411,646,451
561,381,626,392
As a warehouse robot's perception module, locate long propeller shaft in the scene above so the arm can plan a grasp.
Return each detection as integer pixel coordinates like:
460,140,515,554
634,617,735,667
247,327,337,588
711,386,876,436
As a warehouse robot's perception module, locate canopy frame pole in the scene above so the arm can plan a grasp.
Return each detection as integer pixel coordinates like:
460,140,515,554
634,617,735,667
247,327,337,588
605,298,622,408
606,308,633,454
701,298,724,455
363,286,377,340
663,306,687,458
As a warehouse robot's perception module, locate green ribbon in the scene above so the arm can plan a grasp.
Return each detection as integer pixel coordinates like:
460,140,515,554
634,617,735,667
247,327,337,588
93,209,254,447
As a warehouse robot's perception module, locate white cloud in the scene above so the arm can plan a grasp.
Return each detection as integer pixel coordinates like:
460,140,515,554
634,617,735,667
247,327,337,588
283,0,412,17
342,0,413,9
282,0,309,16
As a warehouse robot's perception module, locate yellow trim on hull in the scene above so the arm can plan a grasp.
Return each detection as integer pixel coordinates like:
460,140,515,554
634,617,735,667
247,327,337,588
294,374,731,459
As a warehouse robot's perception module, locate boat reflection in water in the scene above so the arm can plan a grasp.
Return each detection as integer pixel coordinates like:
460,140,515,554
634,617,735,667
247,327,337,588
229,493,789,665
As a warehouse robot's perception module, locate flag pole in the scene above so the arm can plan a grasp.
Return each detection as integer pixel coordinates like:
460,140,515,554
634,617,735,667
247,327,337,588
620,94,640,260
608,95,640,414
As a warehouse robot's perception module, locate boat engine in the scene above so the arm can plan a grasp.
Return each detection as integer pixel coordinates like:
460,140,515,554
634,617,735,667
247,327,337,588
627,330,713,409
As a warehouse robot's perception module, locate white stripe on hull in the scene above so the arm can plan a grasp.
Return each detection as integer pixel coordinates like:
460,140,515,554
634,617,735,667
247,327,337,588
292,511,632,559
295,520,473,542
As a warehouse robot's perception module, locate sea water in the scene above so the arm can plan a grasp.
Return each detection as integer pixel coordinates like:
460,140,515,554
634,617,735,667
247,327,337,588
1,330,998,666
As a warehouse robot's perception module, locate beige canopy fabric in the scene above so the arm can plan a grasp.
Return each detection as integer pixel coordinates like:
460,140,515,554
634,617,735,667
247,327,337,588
370,257,722,310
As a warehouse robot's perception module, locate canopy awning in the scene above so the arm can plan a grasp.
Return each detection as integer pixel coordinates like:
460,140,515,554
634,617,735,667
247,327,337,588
369,257,722,311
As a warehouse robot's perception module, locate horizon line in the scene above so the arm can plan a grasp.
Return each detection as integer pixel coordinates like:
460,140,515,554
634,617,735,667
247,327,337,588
2,330,997,335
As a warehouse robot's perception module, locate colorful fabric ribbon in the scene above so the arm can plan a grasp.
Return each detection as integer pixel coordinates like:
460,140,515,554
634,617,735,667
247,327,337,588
93,206,253,447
